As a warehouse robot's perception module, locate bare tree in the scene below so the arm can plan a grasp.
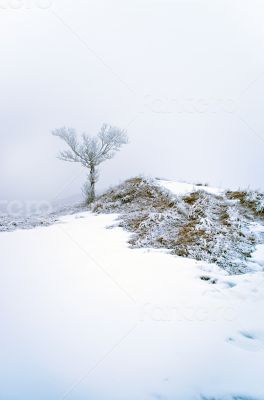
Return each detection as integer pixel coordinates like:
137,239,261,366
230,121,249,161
52,124,128,203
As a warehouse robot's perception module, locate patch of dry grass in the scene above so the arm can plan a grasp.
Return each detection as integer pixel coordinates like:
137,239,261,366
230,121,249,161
226,190,264,219
92,177,258,274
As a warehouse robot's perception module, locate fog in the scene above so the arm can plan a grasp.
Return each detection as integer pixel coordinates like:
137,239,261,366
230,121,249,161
1,0,264,205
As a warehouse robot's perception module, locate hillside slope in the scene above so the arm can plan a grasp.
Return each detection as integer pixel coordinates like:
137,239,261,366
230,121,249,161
92,177,264,274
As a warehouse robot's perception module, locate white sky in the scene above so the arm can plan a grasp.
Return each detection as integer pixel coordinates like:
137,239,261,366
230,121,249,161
1,0,264,202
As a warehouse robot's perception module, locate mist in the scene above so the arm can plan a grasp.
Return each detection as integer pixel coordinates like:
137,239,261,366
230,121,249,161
1,0,264,205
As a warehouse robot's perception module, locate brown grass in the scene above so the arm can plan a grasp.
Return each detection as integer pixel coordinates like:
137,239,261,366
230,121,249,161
226,190,264,219
92,177,257,273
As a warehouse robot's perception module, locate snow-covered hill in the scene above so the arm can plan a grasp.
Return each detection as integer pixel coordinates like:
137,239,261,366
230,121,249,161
92,177,264,274
1,178,264,399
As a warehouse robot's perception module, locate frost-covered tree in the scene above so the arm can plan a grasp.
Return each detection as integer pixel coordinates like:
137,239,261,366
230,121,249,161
52,124,128,203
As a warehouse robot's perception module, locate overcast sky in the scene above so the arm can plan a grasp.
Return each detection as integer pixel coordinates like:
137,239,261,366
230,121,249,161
1,0,264,204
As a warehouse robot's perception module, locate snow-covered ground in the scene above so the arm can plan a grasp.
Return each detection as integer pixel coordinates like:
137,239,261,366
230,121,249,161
1,203,264,399
158,179,224,196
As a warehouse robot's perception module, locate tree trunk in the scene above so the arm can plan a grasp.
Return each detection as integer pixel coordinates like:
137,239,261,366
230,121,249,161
89,164,96,202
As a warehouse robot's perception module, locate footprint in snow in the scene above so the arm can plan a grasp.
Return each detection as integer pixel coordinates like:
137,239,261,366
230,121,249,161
200,276,237,289
226,330,264,352
223,281,236,288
